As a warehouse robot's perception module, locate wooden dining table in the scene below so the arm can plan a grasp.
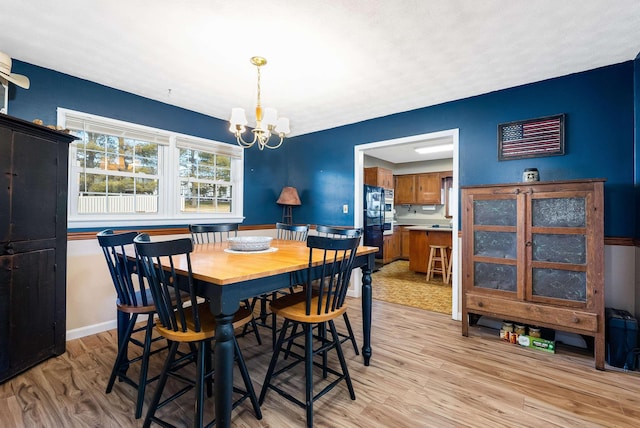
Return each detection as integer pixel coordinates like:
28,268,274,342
123,238,377,428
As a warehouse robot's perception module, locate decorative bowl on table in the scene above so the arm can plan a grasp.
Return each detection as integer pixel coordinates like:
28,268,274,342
227,236,273,251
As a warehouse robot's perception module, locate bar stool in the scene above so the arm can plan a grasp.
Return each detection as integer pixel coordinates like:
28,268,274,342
426,244,448,282
446,245,453,284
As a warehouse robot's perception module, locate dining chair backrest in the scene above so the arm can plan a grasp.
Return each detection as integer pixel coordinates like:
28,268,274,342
304,234,361,317
276,222,310,241
316,225,362,239
189,223,238,244
97,229,149,307
134,233,202,335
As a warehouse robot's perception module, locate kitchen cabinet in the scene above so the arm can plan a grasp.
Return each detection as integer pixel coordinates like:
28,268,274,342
364,167,394,190
394,175,416,204
0,114,75,383
382,227,401,264
415,173,441,204
400,226,411,259
461,179,605,370
408,228,452,273
394,172,446,205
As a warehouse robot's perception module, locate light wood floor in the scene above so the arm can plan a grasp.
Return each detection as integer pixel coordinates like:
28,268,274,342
1,299,639,427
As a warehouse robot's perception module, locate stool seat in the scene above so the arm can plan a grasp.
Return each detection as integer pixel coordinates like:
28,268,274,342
426,245,449,283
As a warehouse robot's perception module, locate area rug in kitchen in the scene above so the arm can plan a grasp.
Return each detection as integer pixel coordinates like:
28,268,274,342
371,260,451,315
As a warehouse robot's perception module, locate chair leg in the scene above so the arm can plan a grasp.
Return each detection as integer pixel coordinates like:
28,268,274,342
284,322,299,360
440,249,448,283
270,292,278,349
143,341,180,428
259,319,290,405
244,299,262,345
446,247,453,284
426,247,435,281
194,341,206,428
106,313,138,394
342,313,359,355
205,340,213,398
328,320,355,400
304,323,314,428
134,315,155,419
233,338,262,419
319,323,328,379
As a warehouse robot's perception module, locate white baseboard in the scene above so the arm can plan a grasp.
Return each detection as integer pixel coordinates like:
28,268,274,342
66,314,152,341
66,320,117,341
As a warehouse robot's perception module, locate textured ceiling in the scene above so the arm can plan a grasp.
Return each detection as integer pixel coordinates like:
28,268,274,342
2,0,640,148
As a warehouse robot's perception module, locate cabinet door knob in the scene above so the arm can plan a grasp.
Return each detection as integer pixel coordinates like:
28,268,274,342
477,301,484,307
525,241,532,247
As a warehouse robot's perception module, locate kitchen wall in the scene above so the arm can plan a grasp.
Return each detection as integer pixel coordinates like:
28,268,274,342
363,157,455,225
395,204,449,225
394,158,454,224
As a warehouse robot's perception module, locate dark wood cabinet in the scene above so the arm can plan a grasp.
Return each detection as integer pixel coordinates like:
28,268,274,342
0,114,75,383
461,179,605,370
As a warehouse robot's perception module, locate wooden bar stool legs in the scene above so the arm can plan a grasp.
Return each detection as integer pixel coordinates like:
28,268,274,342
426,245,448,283
446,246,453,284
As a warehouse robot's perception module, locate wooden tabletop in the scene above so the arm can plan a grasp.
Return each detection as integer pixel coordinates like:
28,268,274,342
168,239,378,285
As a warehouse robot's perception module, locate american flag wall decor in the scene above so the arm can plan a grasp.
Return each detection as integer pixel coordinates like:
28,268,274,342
498,114,565,160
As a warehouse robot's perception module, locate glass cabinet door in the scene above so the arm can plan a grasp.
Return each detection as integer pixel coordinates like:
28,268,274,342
471,197,518,292
529,194,588,304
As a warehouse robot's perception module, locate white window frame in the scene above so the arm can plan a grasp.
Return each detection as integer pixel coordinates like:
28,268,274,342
58,108,245,229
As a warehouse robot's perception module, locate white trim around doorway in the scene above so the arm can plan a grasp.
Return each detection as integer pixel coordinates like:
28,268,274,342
354,129,461,321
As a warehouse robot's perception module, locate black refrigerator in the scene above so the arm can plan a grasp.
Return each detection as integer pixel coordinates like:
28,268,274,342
363,184,384,259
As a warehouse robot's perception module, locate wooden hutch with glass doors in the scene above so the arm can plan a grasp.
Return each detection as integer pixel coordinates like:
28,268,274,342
461,179,605,369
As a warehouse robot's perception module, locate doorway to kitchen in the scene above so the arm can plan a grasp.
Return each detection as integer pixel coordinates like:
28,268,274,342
353,129,460,320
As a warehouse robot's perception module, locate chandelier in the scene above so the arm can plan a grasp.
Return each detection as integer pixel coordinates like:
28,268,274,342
229,56,290,150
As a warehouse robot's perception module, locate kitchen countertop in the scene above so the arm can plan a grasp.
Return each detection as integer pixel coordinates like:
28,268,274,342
404,225,453,232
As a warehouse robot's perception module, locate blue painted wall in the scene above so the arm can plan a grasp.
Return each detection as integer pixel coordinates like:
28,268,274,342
635,53,640,238
7,60,637,237
287,62,636,238
8,61,289,226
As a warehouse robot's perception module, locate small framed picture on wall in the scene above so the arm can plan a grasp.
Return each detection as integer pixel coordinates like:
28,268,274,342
498,114,565,160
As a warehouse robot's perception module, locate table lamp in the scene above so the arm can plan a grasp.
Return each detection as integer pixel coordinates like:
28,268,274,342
276,186,301,224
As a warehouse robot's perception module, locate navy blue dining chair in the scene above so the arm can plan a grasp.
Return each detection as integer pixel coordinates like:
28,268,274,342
134,233,262,427
188,223,263,346
259,233,361,427
97,229,167,419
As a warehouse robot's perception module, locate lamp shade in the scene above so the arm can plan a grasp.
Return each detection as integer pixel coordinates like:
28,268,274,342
275,117,290,135
262,108,278,127
276,186,301,206
230,107,248,126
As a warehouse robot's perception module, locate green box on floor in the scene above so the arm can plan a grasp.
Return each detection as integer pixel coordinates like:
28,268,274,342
518,335,556,353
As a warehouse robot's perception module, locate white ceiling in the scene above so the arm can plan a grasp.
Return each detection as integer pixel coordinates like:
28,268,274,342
2,1,640,163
